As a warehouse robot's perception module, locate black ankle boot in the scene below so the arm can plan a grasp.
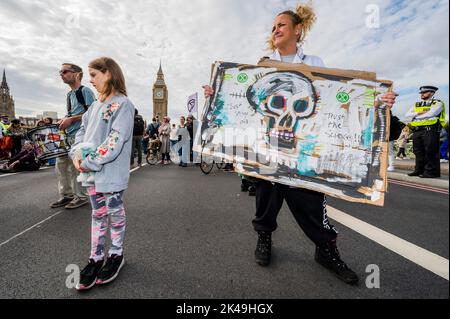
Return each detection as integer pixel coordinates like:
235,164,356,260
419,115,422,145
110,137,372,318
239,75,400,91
248,185,256,196
255,231,272,266
315,241,359,285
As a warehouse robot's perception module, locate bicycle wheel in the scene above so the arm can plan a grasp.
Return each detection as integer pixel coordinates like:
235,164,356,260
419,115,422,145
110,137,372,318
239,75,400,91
200,153,214,175
146,150,159,165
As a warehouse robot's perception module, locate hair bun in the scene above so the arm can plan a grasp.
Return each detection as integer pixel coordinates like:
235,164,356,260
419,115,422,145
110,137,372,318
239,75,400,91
295,3,316,40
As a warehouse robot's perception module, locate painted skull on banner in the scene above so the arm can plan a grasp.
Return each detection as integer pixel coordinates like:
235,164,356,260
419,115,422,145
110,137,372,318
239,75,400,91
247,71,317,150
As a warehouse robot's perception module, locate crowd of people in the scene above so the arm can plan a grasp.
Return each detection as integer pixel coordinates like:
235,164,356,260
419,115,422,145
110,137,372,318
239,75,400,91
0,116,57,172
130,113,196,168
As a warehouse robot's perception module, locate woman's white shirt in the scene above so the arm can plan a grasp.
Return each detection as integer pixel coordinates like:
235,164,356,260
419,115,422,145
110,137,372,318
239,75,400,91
269,47,325,67
170,128,178,141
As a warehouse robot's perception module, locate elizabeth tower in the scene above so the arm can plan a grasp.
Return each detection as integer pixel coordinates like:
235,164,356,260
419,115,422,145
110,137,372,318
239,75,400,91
152,63,168,119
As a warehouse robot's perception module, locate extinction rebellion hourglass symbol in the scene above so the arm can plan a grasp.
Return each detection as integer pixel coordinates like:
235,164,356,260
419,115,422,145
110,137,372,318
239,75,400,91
188,98,196,113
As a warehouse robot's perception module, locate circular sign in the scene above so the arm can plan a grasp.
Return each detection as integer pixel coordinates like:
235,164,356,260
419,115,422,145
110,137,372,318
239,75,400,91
237,73,248,83
336,92,350,103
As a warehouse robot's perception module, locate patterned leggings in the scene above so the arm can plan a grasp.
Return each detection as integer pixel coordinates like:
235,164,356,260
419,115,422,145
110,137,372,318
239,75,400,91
87,187,126,262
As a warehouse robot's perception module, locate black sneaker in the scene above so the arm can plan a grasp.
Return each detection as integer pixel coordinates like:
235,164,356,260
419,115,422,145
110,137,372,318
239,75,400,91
315,241,359,285
76,259,104,291
248,185,256,197
419,173,440,178
50,196,74,208
96,254,125,285
255,231,272,266
241,184,249,192
408,171,423,177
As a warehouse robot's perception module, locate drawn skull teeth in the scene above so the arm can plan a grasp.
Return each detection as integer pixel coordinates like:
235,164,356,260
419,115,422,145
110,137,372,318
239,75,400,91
268,130,296,145
269,130,294,137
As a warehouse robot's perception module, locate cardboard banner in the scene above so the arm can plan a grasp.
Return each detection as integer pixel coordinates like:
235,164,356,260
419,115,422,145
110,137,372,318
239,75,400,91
194,60,392,206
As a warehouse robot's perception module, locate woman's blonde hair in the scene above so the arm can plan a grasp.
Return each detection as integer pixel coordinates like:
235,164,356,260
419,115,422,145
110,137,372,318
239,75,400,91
89,57,127,99
268,3,317,51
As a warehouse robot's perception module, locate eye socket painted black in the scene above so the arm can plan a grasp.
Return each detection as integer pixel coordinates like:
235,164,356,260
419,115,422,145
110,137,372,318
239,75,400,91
270,96,286,109
293,99,309,113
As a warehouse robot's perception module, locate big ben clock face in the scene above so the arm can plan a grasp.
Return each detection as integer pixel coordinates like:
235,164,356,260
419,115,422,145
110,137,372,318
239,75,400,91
155,89,164,99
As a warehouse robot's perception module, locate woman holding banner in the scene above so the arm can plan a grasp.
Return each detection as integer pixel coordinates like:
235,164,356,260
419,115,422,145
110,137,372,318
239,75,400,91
204,3,397,285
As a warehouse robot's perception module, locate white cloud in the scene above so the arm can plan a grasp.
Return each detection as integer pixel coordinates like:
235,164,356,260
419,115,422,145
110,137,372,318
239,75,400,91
0,0,448,122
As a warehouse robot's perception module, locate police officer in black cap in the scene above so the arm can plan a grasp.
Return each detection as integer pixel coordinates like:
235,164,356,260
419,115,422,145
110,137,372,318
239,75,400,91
406,86,447,178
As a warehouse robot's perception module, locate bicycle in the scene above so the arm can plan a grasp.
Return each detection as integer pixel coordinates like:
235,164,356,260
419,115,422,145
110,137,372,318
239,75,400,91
146,137,162,165
199,146,229,175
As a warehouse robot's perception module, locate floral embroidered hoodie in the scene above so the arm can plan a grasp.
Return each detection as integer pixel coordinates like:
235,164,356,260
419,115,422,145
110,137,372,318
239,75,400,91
70,95,135,193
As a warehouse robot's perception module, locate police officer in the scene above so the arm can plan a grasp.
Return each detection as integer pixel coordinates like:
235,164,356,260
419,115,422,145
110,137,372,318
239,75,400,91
0,116,10,135
406,86,446,178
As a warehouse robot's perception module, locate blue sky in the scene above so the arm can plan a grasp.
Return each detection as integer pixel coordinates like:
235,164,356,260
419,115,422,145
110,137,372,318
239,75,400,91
0,0,448,122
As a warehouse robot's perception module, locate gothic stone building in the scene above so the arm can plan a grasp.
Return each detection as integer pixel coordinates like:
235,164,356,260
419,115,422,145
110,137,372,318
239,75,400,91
0,70,15,120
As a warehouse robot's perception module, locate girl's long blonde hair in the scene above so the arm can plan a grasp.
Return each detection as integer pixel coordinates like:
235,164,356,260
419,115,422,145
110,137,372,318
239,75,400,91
267,3,317,51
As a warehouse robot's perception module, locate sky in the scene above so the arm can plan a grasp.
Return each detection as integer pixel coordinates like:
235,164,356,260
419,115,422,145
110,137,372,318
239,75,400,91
0,0,448,122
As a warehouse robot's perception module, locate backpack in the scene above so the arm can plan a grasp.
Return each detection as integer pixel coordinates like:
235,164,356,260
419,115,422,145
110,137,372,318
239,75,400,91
67,86,89,116
148,122,160,137
133,115,145,136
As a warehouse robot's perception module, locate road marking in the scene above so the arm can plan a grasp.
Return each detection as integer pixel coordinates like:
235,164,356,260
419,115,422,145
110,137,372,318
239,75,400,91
0,164,148,248
130,163,147,173
328,206,449,281
6,163,445,281
389,179,449,194
0,166,53,179
1,163,145,178
0,210,65,249
0,172,18,178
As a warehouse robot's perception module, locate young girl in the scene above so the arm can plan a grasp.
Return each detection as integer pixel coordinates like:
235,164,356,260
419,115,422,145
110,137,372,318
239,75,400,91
71,57,135,291
203,4,397,285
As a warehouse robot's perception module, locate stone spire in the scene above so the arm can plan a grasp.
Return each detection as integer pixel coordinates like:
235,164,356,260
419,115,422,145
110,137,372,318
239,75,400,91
0,69,14,119
1,69,8,90
155,61,165,86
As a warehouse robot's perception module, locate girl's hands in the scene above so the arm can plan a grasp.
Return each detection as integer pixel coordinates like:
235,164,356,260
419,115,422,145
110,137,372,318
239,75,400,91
73,159,88,173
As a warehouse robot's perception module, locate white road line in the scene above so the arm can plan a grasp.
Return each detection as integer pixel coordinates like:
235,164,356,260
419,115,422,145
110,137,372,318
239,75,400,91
130,163,147,173
0,210,65,248
328,206,449,281
0,166,53,179
0,172,18,178
0,164,148,248
6,163,445,282
389,179,449,194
